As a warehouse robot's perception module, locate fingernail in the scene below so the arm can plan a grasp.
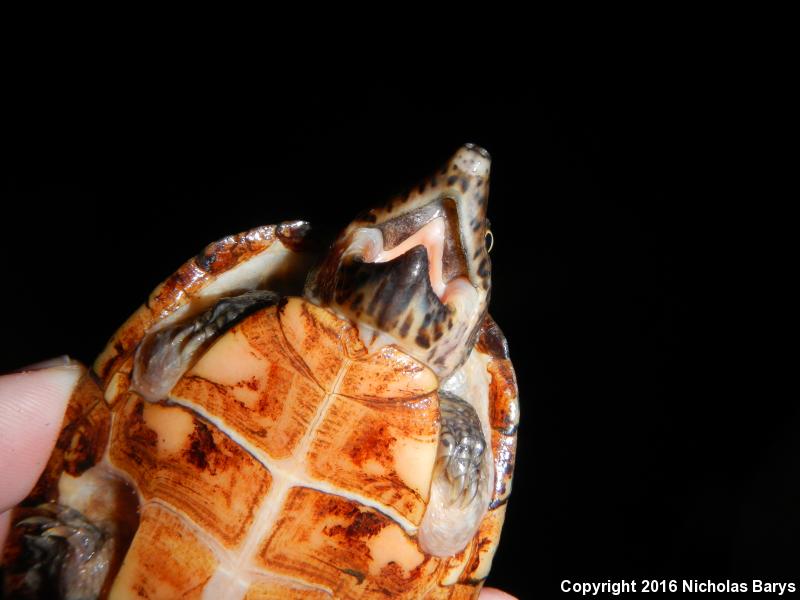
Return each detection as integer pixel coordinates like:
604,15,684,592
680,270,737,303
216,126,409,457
6,356,80,375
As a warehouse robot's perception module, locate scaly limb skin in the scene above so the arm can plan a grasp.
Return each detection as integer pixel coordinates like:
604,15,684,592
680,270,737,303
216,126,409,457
437,392,489,507
14,503,112,600
418,389,493,559
132,290,280,402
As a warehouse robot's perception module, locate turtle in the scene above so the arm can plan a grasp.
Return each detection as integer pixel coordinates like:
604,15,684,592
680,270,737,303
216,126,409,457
1,143,519,599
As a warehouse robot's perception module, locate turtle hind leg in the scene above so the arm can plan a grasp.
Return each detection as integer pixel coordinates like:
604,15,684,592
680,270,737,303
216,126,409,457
418,392,493,558
4,502,112,600
435,392,490,508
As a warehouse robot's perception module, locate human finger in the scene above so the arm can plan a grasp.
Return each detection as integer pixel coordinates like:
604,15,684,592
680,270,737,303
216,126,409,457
0,359,81,547
480,587,518,599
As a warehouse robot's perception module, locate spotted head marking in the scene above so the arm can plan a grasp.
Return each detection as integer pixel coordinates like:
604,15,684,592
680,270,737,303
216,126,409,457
306,143,493,378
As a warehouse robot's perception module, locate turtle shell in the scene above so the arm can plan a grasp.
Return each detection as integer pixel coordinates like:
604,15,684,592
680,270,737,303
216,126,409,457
3,221,518,599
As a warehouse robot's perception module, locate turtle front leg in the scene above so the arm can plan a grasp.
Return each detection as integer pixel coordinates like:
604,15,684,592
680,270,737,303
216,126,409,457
132,289,280,402
418,392,493,558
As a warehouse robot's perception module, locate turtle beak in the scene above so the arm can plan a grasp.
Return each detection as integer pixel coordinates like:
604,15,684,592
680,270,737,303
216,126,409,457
439,143,492,294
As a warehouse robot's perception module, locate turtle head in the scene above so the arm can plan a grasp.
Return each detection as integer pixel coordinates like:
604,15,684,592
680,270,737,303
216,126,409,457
306,144,492,378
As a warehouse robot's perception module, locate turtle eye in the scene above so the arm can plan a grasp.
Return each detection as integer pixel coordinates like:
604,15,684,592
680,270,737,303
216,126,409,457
484,229,494,253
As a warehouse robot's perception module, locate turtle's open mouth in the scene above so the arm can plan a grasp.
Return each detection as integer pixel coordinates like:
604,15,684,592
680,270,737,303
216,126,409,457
357,198,473,305
306,143,492,378
373,217,448,297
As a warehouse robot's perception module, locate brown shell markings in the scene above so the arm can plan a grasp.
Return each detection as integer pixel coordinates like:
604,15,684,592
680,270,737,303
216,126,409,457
23,369,110,505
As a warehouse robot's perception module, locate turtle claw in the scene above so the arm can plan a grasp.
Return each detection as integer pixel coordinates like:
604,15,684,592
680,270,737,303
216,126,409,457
462,471,481,509
10,502,111,600
16,516,59,529
449,473,467,505
41,525,79,539
18,504,104,552
438,392,488,508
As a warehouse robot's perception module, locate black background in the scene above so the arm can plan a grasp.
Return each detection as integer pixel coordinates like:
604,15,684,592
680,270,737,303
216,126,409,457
2,65,791,598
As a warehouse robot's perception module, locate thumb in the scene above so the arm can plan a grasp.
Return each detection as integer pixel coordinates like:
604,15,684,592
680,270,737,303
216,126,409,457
0,359,82,512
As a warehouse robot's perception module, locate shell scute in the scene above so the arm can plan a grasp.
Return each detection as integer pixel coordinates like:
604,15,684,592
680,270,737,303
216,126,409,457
110,503,218,599
194,226,277,276
277,297,364,386
256,487,442,599
305,390,438,522
110,397,273,549
459,504,507,584
487,358,518,508
338,346,438,401
172,307,327,460
244,580,331,600
23,368,110,506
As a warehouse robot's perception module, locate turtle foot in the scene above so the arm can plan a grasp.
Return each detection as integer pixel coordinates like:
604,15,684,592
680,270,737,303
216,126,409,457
437,392,489,508
6,502,112,600
418,392,493,556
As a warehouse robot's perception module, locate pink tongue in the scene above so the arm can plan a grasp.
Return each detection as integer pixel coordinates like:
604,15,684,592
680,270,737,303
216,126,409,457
374,217,446,298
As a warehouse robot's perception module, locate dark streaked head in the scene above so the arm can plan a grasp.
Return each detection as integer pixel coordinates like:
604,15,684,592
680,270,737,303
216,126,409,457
306,144,493,378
